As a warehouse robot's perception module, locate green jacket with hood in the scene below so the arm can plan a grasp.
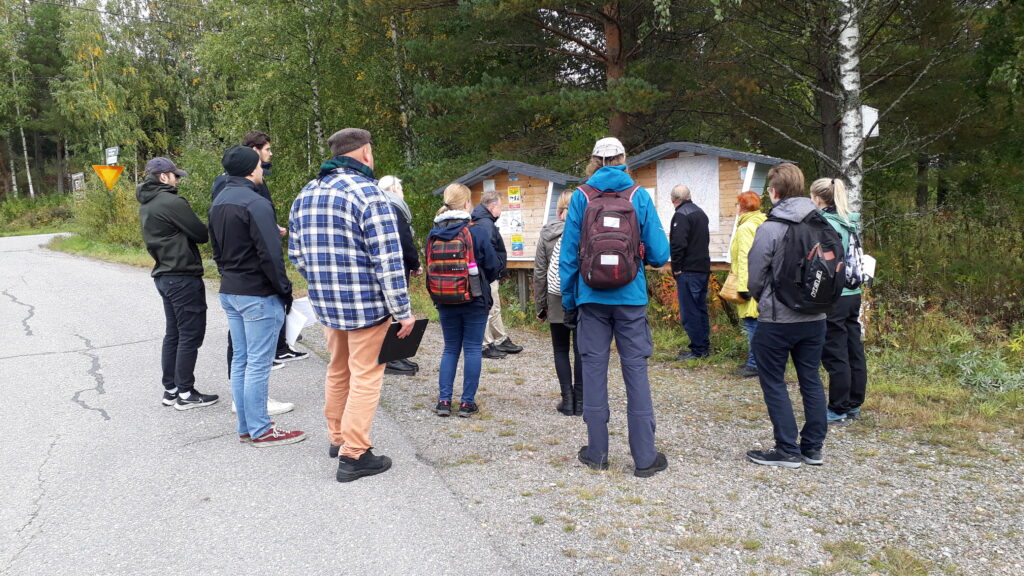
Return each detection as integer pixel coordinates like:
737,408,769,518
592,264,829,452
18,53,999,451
819,209,863,297
136,176,208,277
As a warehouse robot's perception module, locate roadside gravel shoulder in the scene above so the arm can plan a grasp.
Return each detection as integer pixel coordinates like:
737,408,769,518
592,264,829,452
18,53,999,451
305,321,1023,576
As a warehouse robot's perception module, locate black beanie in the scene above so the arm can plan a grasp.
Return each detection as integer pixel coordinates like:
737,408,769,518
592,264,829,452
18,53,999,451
222,146,260,177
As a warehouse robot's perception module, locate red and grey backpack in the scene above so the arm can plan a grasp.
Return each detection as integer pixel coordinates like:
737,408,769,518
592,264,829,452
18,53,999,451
425,222,478,305
577,183,642,290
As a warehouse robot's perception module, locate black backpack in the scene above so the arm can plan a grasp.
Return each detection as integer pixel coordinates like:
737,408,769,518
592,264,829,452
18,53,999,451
577,183,642,289
768,210,845,314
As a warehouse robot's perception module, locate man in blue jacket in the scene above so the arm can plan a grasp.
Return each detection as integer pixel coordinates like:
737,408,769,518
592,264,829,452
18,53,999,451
560,137,672,478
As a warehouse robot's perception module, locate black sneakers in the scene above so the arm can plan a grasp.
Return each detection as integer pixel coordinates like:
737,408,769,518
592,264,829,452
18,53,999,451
675,349,709,361
746,448,802,468
482,344,507,359
336,448,393,482
161,390,178,406
435,400,452,417
275,346,309,362
328,444,340,458
457,401,479,418
494,338,523,354
801,449,824,466
634,452,669,478
174,390,219,411
577,446,609,471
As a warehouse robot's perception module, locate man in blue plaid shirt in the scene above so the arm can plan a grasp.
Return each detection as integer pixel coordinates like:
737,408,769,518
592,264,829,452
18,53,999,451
288,128,416,483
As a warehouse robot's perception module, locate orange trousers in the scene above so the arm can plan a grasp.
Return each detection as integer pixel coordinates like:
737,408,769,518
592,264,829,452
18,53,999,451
323,321,390,459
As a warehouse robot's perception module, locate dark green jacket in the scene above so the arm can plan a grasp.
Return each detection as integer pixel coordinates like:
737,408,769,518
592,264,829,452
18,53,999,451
136,176,208,277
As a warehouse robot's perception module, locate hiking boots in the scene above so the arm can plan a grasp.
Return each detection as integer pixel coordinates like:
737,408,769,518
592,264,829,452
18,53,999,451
435,400,452,417
457,401,479,418
494,338,523,354
482,344,507,359
634,452,669,478
174,390,219,411
336,448,393,482
251,424,306,447
746,448,801,469
577,446,609,471
385,359,418,376
733,365,759,378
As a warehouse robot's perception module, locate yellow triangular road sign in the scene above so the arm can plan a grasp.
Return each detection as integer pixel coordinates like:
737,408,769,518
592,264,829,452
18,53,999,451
92,165,125,190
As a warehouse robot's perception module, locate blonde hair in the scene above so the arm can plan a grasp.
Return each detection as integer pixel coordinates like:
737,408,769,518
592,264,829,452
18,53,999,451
437,183,471,216
585,154,627,177
809,177,850,221
555,190,572,217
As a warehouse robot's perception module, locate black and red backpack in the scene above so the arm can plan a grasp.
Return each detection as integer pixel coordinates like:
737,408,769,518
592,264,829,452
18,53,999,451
425,223,478,305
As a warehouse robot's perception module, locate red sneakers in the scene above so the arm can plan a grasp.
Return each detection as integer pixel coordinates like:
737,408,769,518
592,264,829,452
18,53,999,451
251,425,306,447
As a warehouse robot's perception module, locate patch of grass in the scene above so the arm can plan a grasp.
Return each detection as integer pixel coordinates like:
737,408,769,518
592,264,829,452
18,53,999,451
530,515,546,525
48,234,154,269
869,546,933,576
670,534,732,554
512,443,538,451
498,429,516,437
741,539,761,551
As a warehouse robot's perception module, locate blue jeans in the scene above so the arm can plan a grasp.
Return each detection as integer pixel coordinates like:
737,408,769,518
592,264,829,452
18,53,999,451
438,305,488,403
742,317,758,368
576,303,658,469
676,272,710,356
220,294,284,438
752,320,827,456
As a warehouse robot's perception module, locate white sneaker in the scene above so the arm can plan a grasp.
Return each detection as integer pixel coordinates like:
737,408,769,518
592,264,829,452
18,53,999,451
231,398,295,416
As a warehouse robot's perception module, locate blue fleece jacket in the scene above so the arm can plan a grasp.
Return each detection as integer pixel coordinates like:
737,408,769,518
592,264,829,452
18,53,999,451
560,165,670,310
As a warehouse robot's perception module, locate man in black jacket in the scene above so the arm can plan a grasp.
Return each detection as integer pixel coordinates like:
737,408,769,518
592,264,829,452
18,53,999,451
471,190,523,359
137,157,219,410
212,132,301,417
210,146,305,447
669,184,712,360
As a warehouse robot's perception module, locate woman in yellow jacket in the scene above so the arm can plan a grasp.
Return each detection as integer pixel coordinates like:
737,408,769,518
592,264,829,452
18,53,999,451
730,190,767,378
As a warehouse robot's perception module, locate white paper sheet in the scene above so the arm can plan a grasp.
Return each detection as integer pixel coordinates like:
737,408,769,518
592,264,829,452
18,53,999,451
285,297,318,346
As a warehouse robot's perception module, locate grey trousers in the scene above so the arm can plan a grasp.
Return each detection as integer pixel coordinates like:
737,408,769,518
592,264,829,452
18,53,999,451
576,303,658,469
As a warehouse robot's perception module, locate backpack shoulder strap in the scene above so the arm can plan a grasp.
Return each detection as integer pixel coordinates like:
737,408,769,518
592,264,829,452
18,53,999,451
622,184,640,202
578,184,600,201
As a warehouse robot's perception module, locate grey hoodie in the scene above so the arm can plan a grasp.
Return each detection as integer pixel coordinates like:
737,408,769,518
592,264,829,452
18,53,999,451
747,196,828,324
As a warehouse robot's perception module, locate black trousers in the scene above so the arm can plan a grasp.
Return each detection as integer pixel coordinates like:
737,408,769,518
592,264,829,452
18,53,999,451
227,324,287,378
823,293,868,415
550,322,582,402
154,275,207,393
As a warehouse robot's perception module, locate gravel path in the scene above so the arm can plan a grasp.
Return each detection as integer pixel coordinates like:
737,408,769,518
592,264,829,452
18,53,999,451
307,318,1022,576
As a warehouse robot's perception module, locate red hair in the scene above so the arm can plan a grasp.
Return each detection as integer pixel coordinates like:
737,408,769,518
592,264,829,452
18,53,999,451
737,190,762,213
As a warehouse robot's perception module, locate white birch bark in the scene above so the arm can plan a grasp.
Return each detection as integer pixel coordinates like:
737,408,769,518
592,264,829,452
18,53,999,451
15,106,34,199
7,137,18,198
838,0,863,213
303,14,325,158
390,16,415,165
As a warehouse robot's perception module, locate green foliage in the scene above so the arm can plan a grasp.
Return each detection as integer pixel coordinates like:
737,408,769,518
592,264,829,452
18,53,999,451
75,181,142,248
0,194,73,234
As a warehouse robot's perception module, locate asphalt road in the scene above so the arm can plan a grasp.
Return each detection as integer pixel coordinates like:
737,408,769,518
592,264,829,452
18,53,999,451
0,234,514,576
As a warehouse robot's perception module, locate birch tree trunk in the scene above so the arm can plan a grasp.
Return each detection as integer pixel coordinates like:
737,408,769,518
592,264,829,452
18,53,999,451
837,0,863,213
7,138,18,198
302,14,325,158
17,109,35,199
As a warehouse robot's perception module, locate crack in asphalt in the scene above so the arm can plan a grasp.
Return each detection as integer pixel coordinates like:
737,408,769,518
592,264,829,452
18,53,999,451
0,337,163,362
70,334,110,421
181,432,236,447
2,435,60,574
2,288,35,336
